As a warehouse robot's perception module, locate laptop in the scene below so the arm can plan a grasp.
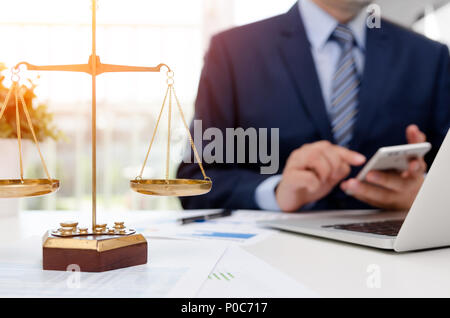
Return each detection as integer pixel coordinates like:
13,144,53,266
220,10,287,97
261,128,450,252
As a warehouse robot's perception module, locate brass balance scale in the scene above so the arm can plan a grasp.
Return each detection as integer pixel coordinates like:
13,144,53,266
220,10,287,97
0,0,211,272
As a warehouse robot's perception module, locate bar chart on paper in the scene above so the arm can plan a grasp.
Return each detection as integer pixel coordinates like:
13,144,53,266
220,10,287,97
208,270,235,281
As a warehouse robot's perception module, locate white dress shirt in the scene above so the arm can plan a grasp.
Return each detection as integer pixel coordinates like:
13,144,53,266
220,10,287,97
255,0,367,211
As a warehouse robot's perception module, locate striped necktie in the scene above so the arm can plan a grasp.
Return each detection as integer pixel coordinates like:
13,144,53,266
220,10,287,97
330,24,360,147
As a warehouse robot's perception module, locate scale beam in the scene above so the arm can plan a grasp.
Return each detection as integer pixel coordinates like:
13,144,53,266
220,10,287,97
14,56,170,76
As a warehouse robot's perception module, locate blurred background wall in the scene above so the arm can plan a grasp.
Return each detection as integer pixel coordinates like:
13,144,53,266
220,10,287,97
0,0,448,213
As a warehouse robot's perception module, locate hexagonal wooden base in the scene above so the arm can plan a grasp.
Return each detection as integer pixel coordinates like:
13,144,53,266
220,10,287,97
42,231,147,272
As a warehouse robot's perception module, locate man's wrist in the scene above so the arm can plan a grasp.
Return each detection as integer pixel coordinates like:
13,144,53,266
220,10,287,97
255,175,283,211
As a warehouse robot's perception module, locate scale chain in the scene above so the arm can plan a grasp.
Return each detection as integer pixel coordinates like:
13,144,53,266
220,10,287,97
166,84,172,181
137,73,209,182
171,85,208,180
15,85,24,181
138,85,170,179
0,82,15,120
1,75,53,182
18,86,52,181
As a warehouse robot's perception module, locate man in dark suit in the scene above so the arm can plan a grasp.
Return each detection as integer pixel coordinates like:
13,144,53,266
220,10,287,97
177,0,450,212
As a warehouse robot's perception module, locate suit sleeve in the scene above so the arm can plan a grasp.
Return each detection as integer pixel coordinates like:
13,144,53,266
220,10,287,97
176,34,270,209
426,44,450,165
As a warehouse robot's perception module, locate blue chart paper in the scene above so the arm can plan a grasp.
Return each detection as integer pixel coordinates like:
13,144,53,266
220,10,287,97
191,231,256,240
136,210,285,244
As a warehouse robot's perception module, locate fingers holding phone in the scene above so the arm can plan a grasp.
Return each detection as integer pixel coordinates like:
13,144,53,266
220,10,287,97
341,125,429,210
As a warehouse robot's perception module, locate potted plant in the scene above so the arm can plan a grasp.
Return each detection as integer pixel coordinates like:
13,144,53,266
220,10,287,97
0,63,62,216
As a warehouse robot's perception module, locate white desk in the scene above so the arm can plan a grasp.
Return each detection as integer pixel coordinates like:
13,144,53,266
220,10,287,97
245,230,450,297
1,210,450,297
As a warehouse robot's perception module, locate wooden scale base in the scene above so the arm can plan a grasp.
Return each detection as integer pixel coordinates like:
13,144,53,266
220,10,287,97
42,231,147,272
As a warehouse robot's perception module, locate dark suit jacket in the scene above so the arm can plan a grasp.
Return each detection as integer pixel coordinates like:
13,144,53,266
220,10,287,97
177,4,450,210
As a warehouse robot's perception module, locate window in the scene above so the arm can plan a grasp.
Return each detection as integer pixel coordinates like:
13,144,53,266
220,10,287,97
0,0,295,212
413,2,450,45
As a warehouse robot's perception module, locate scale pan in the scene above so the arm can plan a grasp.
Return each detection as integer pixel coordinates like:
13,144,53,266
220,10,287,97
130,179,212,196
0,179,60,198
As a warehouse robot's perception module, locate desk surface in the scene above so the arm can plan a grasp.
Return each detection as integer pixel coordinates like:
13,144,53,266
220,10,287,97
1,210,450,297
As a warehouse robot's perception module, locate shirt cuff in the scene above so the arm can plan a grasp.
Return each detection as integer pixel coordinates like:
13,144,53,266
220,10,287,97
255,174,318,211
255,175,282,211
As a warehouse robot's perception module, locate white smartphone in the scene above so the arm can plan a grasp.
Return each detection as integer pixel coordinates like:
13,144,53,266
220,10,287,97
356,142,432,181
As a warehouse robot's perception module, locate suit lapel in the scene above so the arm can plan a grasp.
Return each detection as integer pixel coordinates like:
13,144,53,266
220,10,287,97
350,23,392,150
278,5,334,142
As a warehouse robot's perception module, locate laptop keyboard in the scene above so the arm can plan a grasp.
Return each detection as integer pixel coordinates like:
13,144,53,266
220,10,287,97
323,219,405,237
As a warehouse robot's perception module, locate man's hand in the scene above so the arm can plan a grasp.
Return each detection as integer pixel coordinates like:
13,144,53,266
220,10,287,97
340,124,427,210
276,141,366,212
